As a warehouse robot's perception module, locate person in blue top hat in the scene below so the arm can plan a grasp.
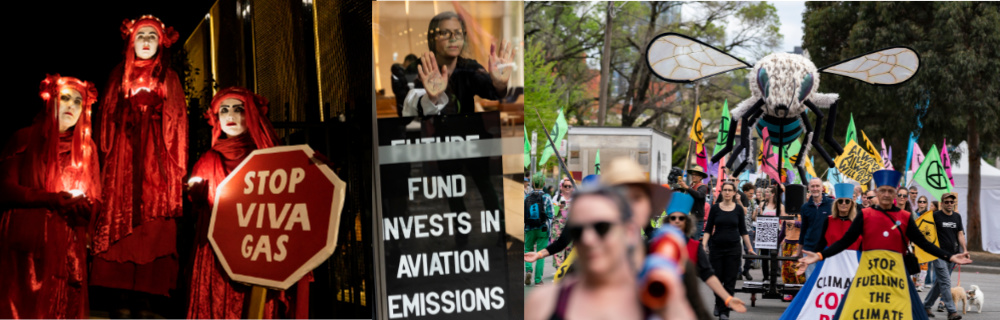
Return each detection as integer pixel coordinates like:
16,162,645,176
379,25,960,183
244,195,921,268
798,170,972,320
661,192,747,319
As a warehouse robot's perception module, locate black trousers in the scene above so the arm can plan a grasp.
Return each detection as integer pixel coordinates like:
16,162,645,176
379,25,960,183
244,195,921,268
759,248,774,280
709,241,741,316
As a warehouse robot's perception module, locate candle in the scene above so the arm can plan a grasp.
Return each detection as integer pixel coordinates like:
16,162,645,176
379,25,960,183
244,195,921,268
188,176,203,184
68,189,84,197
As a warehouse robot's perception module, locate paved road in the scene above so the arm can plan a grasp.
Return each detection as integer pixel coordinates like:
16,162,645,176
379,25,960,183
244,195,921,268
525,255,1000,319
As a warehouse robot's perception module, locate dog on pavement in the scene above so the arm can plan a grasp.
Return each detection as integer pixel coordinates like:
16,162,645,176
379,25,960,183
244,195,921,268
967,284,984,314
951,286,968,315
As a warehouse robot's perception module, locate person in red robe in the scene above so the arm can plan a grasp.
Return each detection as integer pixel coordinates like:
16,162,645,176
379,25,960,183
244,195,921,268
186,87,307,318
0,74,102,318
91,15,187,315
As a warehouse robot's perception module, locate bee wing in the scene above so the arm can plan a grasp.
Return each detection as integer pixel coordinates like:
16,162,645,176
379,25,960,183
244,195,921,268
818,47,920,85
646,33,752,83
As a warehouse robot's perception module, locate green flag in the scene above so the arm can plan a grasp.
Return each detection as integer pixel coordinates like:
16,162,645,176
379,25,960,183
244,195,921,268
845,114,857,144
538,108,569,166
713,100,731,156
595,149,601,174
524,126,531,168
913,144,953,201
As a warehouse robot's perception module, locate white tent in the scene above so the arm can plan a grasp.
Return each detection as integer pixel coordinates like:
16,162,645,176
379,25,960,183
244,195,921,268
946,141,1000,253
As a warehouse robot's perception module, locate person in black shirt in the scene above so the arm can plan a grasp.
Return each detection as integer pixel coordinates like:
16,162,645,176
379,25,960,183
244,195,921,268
701,182,753,320
923,192,968,318
402,11,514,116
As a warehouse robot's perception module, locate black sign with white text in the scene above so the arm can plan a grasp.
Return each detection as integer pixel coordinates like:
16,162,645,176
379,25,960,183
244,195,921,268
377,112,509,319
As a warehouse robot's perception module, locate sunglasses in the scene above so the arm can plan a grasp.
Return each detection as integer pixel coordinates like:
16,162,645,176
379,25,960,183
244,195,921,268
668,215,687,222
918,201,927,204
567,222,615,241
562,185,572,188
943,201,955,204
897,193,908,197
867,196,876,200
836,199,852,204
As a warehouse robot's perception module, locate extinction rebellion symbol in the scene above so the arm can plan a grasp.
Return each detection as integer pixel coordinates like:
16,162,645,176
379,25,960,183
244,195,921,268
926,160,948,189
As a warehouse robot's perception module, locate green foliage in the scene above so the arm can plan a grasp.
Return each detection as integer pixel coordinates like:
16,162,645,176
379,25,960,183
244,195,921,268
524,44,567,170
803,1,1000,174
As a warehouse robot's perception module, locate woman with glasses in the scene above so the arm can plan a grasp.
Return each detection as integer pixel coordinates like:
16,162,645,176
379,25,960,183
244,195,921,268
897,188,914,213
914,195,931,291
525,186,695,320
754,184,782,282
550,178,575,268
401,11,515,116
701,182,753,319
662,192,747,318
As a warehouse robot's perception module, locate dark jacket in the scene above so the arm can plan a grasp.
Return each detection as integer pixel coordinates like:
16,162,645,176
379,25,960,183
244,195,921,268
408,57,501,115
800,195,834,252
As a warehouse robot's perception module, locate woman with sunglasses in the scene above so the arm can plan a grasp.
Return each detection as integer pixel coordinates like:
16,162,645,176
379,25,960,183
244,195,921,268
550,178,575,268
701,182,753,319
913,195,931,291
402,11,515,116
662,192,747,318
525,186,695,320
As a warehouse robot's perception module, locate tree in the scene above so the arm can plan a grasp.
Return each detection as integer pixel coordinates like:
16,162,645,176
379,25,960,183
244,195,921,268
523,44,568,171
804,2,1000,250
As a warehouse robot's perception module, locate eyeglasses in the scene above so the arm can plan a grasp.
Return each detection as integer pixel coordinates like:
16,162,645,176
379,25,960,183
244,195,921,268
434,29,465,40
562,184,572,189
867,196,876,200
943,201,955,204
567,222,615,241
897,193,908,198
836,199,852,204
918,201,927,204
668,215,687,222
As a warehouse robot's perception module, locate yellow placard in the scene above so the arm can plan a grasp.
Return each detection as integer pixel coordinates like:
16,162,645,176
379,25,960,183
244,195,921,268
914,211,939,263
835,140,882,186
689,105,704,144
841,250,911,320
553,249,576,283
860,130,884,167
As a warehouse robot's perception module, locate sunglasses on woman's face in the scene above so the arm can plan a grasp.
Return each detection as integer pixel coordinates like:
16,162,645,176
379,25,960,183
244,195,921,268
668,215,687,222
567,222,615,241
918,201,927,204
562,184,572,189
898,193,908,198
837,199,852,204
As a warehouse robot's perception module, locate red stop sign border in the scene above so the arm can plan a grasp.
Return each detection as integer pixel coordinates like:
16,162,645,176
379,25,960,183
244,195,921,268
207,144,347,290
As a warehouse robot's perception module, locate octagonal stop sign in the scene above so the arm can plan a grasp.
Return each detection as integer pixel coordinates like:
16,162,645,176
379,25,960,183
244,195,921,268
209,145,346,290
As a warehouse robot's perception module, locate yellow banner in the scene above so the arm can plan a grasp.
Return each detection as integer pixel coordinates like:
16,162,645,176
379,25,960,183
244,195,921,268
553,249,576,283
841,250,911,320
860,130,884,167
835,140,882,186
914,211,939,263
689,105,704,144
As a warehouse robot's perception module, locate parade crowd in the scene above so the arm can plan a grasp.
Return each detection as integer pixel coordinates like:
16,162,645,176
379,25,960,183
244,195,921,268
524,159,974,320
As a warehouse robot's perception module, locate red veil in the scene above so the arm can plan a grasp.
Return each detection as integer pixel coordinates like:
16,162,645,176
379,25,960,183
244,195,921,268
0,74,101,319
188,87,303,319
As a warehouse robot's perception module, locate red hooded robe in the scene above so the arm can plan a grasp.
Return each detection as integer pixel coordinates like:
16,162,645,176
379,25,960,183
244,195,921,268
91,15,187,296
0,75,102,319
186,87,308,318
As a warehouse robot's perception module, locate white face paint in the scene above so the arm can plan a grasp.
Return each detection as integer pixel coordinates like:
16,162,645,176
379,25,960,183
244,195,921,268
57,88,83,133
133,26,159,60
218,98,247,138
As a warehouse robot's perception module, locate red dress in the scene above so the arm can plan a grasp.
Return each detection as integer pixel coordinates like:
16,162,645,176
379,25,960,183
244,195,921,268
824,215,861,250
186,87,307,318
0,75,101,319
92,18,188,295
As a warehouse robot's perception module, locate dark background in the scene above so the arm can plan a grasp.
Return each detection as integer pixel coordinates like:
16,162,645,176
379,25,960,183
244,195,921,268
3,0,215,146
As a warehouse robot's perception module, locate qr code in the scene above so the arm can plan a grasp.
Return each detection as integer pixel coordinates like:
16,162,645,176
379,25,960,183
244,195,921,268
754,217,780,250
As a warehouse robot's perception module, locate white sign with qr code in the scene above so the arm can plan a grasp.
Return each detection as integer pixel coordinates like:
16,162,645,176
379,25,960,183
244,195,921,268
755,216,779,250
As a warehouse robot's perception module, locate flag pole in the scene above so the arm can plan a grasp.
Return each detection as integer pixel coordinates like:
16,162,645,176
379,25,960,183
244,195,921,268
532,106,576,188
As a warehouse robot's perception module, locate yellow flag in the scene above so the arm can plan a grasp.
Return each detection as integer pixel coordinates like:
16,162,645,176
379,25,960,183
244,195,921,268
834,140,882,186
553,250,576,283
860,130,884,167
805,156,819,180
914,210,939,263
689,105,704,144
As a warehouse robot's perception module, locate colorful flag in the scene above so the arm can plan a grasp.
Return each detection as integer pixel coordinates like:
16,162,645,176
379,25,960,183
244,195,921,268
761,128,781,183
538,108,569,166
914,210,939,263
910,143,925,172
880,139,894,170
913,144,953,201
714,100,731,156
845,113,857,144
904,134,916,180
595,149,601,175
827,167,842,183
689,105,704,144
834,140,881,188
941,139,954,187
859,130,883,166
696,143,708,172
524,126,531,168
805,156,819,180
